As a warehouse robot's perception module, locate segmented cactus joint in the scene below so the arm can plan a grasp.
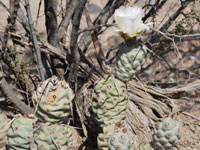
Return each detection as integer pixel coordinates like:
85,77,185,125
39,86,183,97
32,76,74,123
0,113,10,148
108,132,133,150
115,40,147,82
92,75,128,128
153,118,181,150
7,115,37,150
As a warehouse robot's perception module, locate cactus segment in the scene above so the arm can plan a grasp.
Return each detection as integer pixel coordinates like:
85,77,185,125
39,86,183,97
153,118,181,150
108,132,133,150
7,115,37,150
34,123,74,150
115,40,147,82
32,76,74,123
92,75,128,128
98,124,134,150
0,113,10,148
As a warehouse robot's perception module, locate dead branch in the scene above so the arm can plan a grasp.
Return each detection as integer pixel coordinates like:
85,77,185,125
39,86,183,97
0,78,34,114
78,0,126,53
84,8,107,73
1,0,19,72
0,1,29,34
149,0,195,46
0,64,34,114
78,23,114,34
24,0,45,81
58,0,79,41
142,0,168,22
44,0,59,47
35,0,42,27
160,0,195,32
68,0,87,83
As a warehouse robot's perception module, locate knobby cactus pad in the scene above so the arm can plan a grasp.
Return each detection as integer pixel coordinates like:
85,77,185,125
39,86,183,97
32,76,74,123
153,117,181,150
34,123,77,150
92,75,128,128
7,115,37,150
115,39,147,82
0,113,10,148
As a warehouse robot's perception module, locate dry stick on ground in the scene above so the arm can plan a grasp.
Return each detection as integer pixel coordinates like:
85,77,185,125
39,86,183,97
0,78,34,114
24,0,45,81
0,64,34,114
68,0,87,83
58,0,79,41
11,35,102,80
166,33,200,42
0,1,34,114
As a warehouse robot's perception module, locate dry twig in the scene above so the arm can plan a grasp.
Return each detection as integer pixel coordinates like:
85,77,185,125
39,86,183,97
24,0,45,81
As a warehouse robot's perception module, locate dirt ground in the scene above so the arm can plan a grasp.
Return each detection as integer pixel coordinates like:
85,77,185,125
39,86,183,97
0,0,200,150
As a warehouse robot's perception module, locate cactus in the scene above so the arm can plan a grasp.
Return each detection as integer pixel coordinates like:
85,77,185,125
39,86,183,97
97,123,134,150
139,143,154,150
115,40,147,82
32,76,74,123
0,113,10,148
92,75,128,128
108,132,133,150
34,123,76,150
98,124,115,150
7,115,37,150
152,117,181,150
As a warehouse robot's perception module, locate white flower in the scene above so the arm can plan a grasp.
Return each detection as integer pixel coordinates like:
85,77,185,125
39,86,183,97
114,7,151,38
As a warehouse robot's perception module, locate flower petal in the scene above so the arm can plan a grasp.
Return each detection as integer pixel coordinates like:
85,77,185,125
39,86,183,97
114,6,151,38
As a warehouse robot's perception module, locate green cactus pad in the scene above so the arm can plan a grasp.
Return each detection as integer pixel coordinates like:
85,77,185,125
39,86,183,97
34,123,74,150
153,118,181,150
0,113,10,148
98,124,115,150
98,124,134,150
7,115,37,150
139,143,154,150
108,132,133,150
32,76,74,123
92,75,128,128
115,40,147,82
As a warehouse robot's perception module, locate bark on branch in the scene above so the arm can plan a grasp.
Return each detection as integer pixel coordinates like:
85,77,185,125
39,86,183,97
0,64,34,114
44,0,59,47
24,0,45,81
58,0,79,41
78,0,126,53
68,0,87,82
